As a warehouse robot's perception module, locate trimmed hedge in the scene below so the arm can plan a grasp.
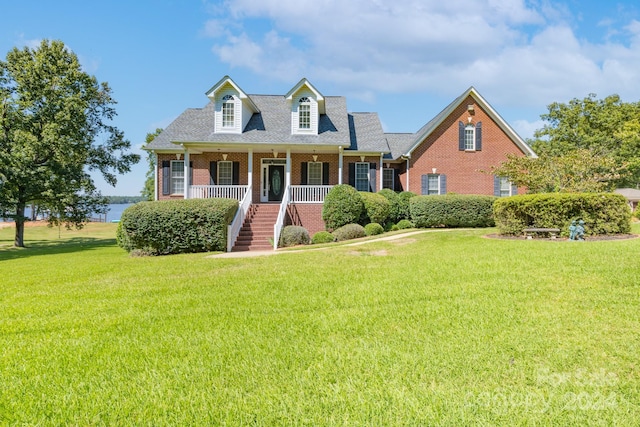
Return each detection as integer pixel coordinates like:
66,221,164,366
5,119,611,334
332,223,366,241
397,191,416,220
312,231,335,244
116,198,238,255
279,225,310,247
364,222,384,236
322,185,363,231
396,219,414,230
410,195,496,228
377,189,400,223
359,192,391,225
493,193,632,236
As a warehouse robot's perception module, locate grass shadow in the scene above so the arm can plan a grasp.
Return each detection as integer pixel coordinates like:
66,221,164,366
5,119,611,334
0,237,118,262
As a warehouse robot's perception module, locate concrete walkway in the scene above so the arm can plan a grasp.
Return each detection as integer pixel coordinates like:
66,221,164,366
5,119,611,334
208,229,435,258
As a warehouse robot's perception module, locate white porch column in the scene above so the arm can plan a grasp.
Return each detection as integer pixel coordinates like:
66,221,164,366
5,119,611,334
338,146,343,185
286,148,291,187
183,150,190,199
379,153,384,190
405,157,410,191
154,152,158,201
248,148,253,189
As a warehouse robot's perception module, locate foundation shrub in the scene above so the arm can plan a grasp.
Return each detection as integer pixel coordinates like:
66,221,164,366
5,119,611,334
364,222,384,236
279,225,310,247
493,193,632,236
311,231,335,244
116,198,238,255
396,219,414,230
359,192,391,225
410,195,496,228
332,223,366,242
322,185,363,231
377,189,401,223
397,191,416,220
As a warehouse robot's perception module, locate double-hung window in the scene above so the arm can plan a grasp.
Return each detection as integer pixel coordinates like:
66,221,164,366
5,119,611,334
464,125,475,150
307,162,322,185
355,162,370,192
222,95,234,128
299,97,311,130
171,160,185,195
218,160,233,185
427,174,440,195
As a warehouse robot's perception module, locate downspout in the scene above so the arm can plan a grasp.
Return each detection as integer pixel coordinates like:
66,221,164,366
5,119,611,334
405,156,411,192
183,149,190,199
379,153,384,190
154,152,158,201
338,146,343,185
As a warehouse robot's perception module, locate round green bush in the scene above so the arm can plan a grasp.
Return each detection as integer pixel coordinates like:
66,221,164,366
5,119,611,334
396,219,414,229
364,222,384,236
397,191,416,220
322,184,363,230
279,225,310,247
359,192,391,225
311,230,335,244
332,223,366,241
377,189,400,223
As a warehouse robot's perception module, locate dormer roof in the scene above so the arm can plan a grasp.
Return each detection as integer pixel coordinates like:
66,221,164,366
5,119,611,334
205,75,260,113
285,78,325,114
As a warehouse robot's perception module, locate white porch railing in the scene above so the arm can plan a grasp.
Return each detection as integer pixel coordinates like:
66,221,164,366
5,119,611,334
227,185,252,252
190,185,249,201
273,184,291,250
289,185,334,203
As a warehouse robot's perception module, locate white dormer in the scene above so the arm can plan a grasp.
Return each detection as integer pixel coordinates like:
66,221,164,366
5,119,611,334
285,78,325,135
206,76,259,134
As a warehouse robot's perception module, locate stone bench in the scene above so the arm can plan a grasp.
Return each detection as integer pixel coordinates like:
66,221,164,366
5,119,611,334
523,227,560,239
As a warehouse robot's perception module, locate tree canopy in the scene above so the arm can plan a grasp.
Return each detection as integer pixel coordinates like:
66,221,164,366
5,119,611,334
530,94,640,188
0,40,139,247
493,93,639,193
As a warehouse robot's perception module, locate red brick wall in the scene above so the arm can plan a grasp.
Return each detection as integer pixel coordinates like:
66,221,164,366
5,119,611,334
403,95,527,195
286,204,325,235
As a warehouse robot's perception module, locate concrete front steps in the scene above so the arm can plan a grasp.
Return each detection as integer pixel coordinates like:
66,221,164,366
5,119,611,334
232,203,279,251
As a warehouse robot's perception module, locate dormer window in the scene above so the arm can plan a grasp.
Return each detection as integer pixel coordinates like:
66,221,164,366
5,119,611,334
222,95,235,128
298,97,311,130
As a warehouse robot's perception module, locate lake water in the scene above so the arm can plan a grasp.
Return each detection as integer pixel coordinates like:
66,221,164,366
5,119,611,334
0,203,134,223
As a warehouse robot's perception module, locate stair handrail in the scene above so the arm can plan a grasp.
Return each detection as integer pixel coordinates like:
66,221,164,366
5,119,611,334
227,185,252,252
273,185,291,250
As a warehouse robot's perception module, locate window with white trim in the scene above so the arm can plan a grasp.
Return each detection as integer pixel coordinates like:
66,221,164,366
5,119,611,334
427,174,440,195
171,160,184,195
355,162,370,192
499,177,513,197
383,168,394,190
308,162,322,185
299,97,311,129
218,160,233,185
222,95,234,128
464,125,475,150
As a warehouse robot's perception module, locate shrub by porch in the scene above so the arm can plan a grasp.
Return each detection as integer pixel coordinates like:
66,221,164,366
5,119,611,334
117,198,238,255
410,195,496,228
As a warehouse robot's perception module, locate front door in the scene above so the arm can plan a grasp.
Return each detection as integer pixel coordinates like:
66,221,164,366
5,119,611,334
268,165,285,201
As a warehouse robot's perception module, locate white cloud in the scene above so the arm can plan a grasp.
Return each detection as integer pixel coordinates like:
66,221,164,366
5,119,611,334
512,119,545,140
204,0,640,120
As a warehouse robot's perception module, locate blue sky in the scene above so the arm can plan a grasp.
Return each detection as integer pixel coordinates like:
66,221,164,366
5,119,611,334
2,0,640,195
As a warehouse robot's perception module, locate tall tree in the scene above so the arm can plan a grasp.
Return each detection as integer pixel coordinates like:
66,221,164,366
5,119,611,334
531,94,640,187
0,40,139,247
140,128,163,201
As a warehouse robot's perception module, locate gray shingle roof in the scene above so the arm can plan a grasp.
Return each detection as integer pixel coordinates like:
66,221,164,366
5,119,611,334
348,112,389,153
385,133,415,160
146,95,353,150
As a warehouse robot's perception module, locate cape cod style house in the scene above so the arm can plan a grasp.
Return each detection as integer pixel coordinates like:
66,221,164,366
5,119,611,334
145,76,536,251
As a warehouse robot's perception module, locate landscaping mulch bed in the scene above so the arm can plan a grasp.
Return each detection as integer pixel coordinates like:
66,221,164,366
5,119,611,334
485,233,639,241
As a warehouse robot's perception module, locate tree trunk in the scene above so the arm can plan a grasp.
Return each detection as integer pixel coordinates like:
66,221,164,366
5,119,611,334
14,202,25,248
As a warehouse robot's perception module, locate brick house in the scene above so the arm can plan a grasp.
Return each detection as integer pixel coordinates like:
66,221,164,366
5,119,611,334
144,76,536,251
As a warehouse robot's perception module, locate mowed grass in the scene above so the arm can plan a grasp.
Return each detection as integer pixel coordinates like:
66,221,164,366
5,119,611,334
1,223,640,425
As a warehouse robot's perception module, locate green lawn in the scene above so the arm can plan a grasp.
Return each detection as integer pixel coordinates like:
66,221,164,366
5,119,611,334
1,223,639,425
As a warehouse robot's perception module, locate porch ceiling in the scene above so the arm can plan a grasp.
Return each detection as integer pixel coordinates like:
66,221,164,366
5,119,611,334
180,142,343,155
